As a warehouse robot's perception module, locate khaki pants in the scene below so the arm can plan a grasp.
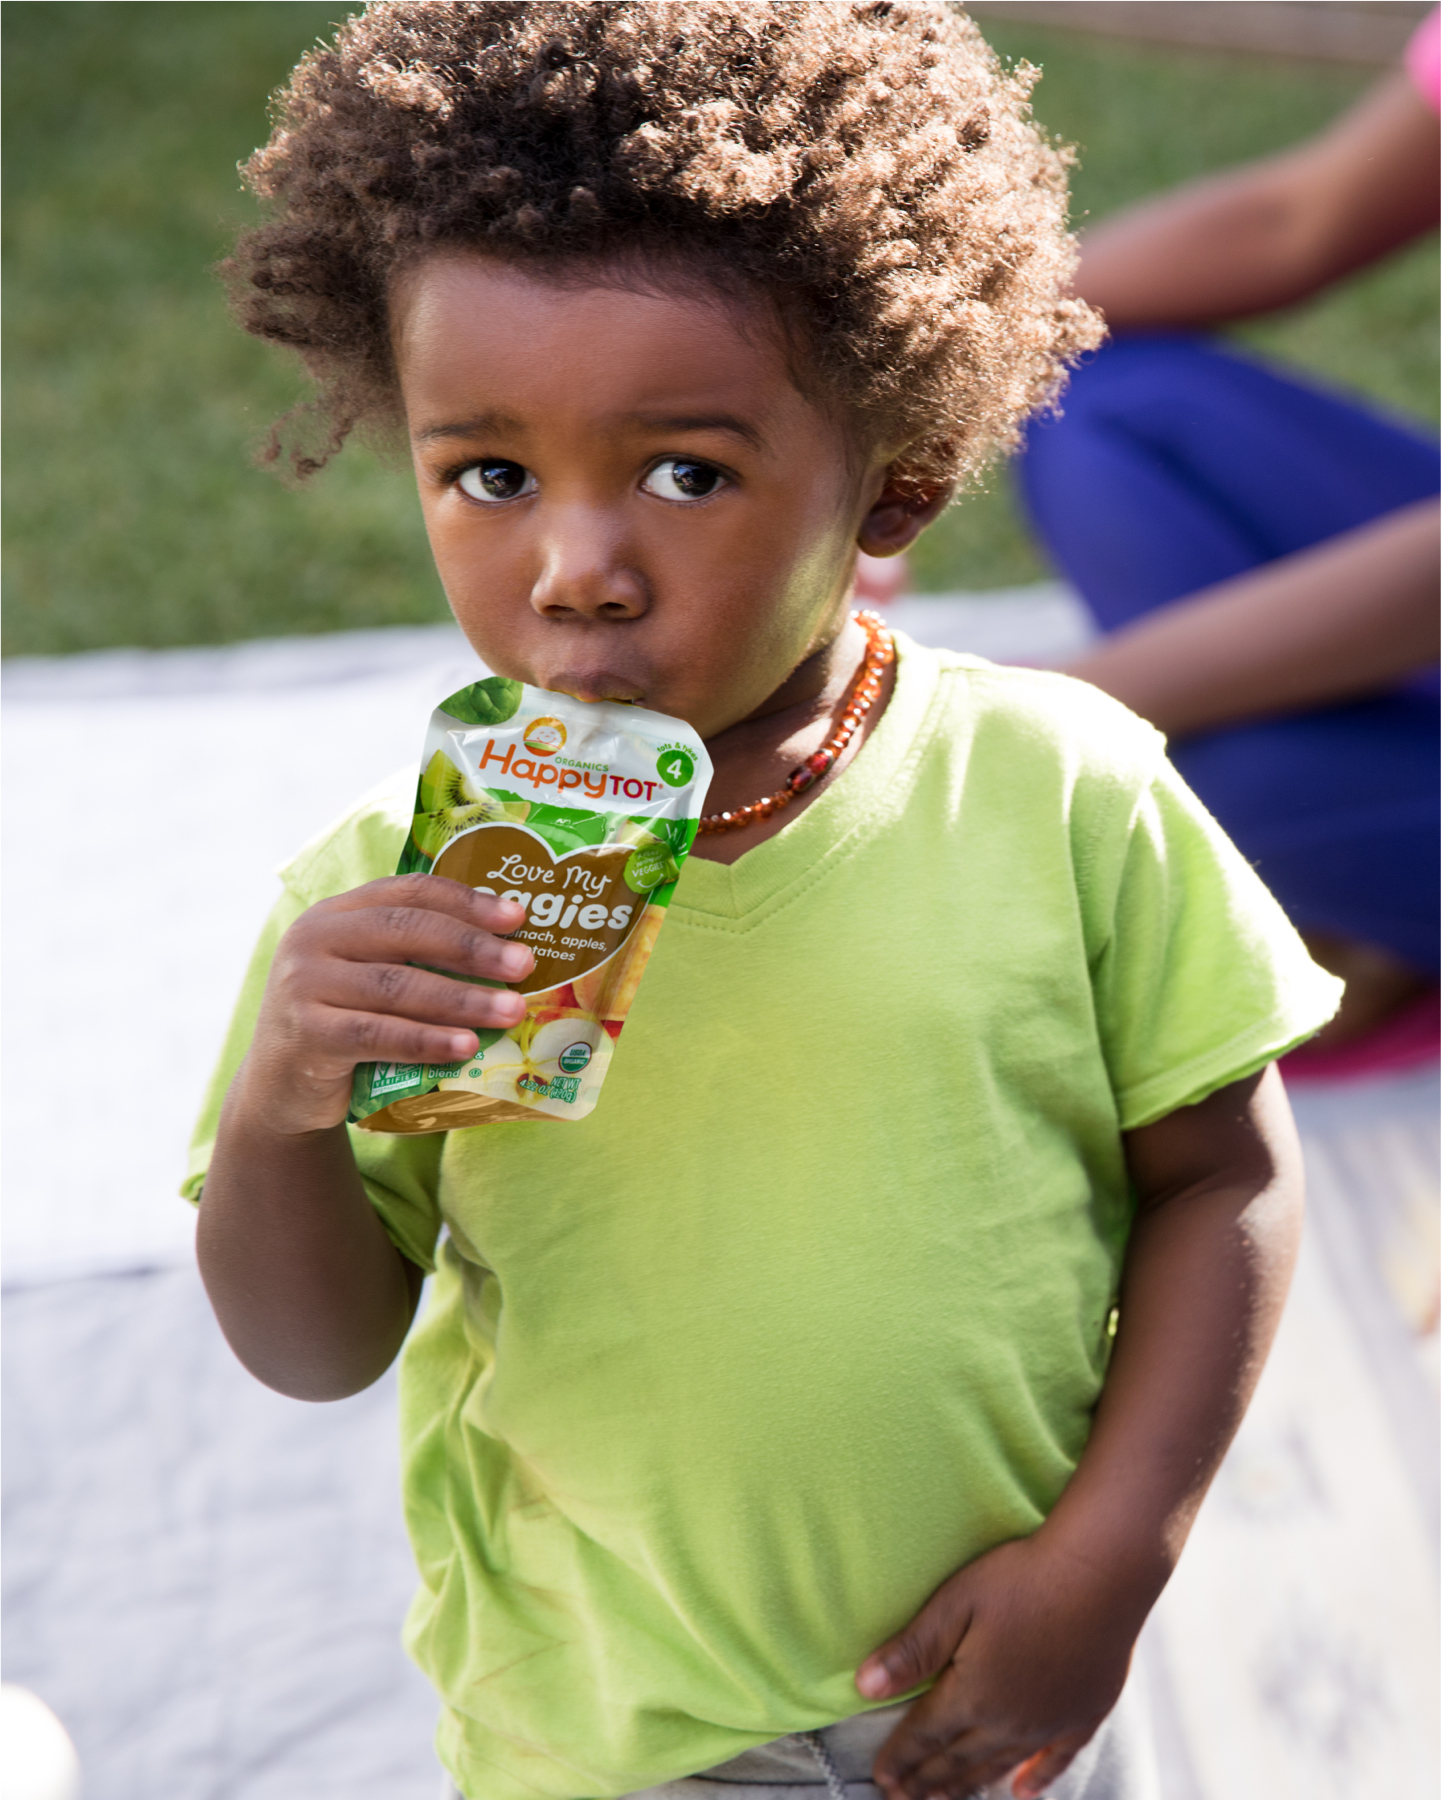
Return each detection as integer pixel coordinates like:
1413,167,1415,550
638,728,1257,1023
443,1680,1157,1800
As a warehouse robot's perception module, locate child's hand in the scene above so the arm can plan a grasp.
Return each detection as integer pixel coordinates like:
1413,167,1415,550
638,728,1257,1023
239,875,533,1134
854,1532,1137,1800
856,1067,1304,1799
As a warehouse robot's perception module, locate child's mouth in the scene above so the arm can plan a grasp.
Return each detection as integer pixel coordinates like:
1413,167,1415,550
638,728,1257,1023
547,668,649,707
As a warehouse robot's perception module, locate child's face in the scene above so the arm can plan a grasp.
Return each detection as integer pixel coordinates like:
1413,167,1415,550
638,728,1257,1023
391,254,902,738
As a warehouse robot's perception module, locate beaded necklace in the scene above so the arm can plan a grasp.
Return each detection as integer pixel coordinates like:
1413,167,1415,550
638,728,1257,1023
696,609,895,836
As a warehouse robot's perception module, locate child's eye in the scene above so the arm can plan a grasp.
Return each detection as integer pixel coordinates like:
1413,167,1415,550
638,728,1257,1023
457,461,537,503
641,459,726,502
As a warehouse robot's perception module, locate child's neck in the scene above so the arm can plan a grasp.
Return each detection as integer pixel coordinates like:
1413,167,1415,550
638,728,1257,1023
691,614,896,866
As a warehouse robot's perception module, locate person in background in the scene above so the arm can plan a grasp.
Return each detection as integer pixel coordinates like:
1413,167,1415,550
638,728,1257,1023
1020,8,1440,1066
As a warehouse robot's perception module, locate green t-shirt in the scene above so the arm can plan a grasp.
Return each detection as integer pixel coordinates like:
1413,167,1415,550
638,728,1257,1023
185,637,1340,1800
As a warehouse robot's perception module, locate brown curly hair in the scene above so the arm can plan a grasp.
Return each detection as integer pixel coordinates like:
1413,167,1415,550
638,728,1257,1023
227,0,1101,486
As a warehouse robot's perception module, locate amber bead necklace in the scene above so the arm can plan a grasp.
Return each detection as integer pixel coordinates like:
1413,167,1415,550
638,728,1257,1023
696,609,895,836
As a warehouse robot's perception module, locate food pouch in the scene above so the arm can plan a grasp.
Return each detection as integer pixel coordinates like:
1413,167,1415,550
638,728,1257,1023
349,676,712,1134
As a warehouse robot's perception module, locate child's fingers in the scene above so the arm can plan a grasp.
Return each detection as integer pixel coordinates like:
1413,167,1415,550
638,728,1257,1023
298,899,535,989
871,1671,987,1795
239,981,511,1125
295,960,529,1044
255,883,536,1099
857,1573,973,1700
317,872,525,936
890,1712,1099,1799
874,1715,1019,1801
304,1004,494,1071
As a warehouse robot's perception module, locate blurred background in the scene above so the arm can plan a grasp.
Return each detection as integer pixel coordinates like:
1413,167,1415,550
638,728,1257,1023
3,0,1438,654
3,6,1438,1801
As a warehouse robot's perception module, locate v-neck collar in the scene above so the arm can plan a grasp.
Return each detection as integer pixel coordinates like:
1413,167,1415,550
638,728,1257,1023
670,632,944,928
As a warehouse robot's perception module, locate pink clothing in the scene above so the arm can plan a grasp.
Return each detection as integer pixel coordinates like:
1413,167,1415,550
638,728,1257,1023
1280,985,1440,1084
1405,6,1440,114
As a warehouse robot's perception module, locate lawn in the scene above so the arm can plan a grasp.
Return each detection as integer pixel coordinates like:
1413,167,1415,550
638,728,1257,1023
4,4,1436,655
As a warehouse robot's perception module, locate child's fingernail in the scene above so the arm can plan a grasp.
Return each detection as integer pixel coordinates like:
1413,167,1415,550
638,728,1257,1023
449,1033,477,1058
500,946,531,977
856,1662,890,1698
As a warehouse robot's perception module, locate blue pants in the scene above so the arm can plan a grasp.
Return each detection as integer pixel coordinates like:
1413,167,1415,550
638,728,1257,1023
1019,335,1439,971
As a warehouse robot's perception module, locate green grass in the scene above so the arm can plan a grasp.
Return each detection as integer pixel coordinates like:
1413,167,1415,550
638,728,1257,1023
4,6,1436,651
3,2,441,656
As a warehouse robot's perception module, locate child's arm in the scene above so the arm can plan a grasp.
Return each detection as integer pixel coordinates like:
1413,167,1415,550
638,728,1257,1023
855,1064,1304,1801
196,875,532,1402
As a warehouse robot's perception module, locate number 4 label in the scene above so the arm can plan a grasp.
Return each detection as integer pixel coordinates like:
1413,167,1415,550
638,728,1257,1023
657,749,695,787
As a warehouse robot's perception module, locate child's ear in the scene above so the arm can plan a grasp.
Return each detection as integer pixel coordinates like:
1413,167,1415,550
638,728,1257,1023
857,473,954,559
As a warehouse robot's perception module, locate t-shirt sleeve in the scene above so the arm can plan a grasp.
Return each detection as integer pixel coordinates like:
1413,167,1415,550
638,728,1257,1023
1087,746,1344,1131
181,784,447,1275
180,880,308,1206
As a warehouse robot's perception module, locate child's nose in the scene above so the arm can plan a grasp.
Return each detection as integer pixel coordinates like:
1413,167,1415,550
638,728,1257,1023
529,509,648,621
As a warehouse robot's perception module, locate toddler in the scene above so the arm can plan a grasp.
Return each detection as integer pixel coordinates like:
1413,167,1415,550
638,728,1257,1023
187,5,1342,1798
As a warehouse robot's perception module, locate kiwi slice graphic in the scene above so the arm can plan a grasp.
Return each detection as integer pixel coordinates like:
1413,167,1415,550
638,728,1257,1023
413,751,530,860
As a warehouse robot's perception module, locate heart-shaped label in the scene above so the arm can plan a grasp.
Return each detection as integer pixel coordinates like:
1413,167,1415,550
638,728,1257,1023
433,822,648,995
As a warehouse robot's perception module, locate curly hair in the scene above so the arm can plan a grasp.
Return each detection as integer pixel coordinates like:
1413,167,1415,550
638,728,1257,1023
227,0,1101,486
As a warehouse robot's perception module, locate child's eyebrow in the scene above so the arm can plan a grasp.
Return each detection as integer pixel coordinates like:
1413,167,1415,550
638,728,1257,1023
621,412,767,453
411,410,768,454
413,412,523,445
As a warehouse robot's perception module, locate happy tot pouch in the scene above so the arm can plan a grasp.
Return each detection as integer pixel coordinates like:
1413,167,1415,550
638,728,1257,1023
349,677,712,1133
